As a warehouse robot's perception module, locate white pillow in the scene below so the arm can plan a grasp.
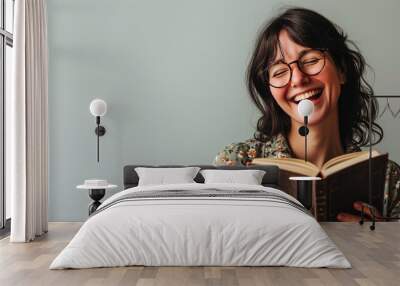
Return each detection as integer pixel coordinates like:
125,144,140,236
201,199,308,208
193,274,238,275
135,167,201,186
200,169,266,185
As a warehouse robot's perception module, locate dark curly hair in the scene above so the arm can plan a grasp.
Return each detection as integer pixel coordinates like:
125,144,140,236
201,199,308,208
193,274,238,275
247,7,383,148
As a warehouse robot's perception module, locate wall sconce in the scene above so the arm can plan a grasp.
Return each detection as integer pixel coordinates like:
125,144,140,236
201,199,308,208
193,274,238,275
292,99,319,210
297,99,314,163
89,99,107,162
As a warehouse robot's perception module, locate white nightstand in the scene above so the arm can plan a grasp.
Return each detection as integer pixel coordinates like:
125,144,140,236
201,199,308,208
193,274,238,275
77,180,117,215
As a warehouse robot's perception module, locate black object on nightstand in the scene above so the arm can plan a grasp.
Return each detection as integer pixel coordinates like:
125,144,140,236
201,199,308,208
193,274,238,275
297,181,312,209
88,189,106,215
289,176,321,210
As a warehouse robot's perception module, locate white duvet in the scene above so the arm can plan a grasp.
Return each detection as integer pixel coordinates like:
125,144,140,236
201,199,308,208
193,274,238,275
50,183,351,269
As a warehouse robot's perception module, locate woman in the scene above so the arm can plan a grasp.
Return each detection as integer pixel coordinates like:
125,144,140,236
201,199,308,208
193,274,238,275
214,8,400,220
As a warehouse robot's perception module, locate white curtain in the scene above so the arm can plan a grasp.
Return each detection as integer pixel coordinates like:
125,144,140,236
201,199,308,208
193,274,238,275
8,0,48,242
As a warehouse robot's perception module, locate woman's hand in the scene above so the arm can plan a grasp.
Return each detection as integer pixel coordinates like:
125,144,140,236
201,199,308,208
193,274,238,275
336,201,383,222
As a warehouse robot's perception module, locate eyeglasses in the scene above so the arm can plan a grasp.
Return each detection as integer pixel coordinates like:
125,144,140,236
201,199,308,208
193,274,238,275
265,49,327,88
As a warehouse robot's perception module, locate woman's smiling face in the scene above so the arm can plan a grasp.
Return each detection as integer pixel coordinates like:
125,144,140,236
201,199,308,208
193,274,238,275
269,30,345,126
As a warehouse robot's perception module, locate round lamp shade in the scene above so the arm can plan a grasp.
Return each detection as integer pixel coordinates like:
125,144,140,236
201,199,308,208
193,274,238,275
297,99,314,117
89,99,107,117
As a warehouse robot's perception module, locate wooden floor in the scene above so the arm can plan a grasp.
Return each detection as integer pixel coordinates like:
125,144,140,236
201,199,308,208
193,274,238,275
0,222,399,286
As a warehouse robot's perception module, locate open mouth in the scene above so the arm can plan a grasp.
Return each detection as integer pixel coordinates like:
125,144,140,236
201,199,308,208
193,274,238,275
292,88,323,104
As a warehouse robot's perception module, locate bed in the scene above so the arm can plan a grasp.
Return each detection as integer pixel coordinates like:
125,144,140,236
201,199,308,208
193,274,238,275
50,165,350,269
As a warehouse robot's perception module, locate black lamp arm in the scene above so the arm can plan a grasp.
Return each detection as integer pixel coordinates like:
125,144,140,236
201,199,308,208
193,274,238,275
304,116,308,163
94,116,106,162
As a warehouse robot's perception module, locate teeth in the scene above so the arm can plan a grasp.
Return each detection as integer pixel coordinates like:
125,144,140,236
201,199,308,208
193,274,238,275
293,89,322,102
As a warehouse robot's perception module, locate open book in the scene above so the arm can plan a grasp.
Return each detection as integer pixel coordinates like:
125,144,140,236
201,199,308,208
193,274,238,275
252,150,383,177
252,151,388,221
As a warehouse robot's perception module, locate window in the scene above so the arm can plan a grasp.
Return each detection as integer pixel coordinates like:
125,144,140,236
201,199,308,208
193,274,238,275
0,0,14,232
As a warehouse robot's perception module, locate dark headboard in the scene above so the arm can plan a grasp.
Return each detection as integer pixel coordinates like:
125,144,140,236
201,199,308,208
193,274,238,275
123,165,280,189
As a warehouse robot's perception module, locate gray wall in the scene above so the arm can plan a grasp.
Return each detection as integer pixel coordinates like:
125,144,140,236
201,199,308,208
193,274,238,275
47,0,400,221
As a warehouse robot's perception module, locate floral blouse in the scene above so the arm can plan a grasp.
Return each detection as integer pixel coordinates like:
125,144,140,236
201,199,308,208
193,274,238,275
213,133,400,218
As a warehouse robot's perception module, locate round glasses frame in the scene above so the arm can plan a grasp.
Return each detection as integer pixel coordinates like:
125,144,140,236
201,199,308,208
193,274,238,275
265,49,327,88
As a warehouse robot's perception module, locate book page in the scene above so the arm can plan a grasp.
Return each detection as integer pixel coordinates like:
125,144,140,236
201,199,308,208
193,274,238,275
252,157,320,177
321,150,382,178
321,151,364,170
